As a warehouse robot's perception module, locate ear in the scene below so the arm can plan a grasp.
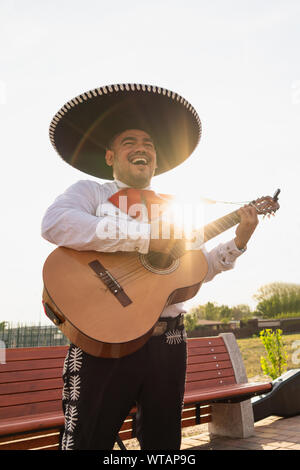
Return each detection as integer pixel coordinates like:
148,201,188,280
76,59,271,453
105,149,114,167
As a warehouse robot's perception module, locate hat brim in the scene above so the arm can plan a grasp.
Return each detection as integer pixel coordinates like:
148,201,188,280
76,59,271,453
49,84,201,180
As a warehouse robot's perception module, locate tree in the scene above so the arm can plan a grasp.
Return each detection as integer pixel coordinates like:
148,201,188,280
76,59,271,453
204,302,220,321
0,322,7,332
187,305,206,320
184,311,198,333
231,304,252,321
254,282,300,318
219,305,232,323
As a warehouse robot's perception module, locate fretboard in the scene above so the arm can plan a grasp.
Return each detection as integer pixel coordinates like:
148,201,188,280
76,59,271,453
203,210,241,243
168,209,241,260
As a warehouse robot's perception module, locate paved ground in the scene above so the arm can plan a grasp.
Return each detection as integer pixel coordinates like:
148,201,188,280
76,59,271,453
119,415,300,451
180,415,300,450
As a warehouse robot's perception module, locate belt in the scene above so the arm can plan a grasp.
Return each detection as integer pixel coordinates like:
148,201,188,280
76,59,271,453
152,314,184,336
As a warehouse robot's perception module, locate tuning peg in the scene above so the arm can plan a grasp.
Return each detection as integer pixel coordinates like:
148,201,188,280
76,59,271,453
273,189,281,202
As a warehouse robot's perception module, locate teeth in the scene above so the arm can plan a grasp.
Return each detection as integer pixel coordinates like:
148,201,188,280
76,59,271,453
131,157,147,164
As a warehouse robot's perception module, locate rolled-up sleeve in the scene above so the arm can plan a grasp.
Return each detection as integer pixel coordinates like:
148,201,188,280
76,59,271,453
202,239,245,283
41,180,150,253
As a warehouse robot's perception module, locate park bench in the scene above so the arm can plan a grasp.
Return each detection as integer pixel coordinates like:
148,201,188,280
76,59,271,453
0,333,272,450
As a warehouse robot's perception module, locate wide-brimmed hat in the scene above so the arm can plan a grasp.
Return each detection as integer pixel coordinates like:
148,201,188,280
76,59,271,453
49,83,201,180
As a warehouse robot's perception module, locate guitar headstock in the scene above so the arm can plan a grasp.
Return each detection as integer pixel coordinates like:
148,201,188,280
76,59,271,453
251,189,280,217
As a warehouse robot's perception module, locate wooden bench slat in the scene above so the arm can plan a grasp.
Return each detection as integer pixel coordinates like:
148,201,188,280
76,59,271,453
186,376,236,392
186,360,233,374
0,427,60,445
182,404,211,414
0,358,65,373
0,412,64,437
119,429,134,441
184,382,273,405
0,430,60,450
0,400,62,420
187,345,227,356
35,444,59,450
5,346,68,362
187,337,224,348
181,406,212,420
186,367,235,382
181,414,211,428
0,368,63,384
0,378,63,395
31,442,60,450
0,388,62,408
187,352,230,364
119,419,134,432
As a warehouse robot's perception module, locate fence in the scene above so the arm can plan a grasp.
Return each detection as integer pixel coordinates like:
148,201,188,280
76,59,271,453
188,317,300,339
2,317,300,348
0,325,69,348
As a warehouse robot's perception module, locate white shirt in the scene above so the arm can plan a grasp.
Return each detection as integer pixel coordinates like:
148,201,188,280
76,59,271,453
41,179,245,318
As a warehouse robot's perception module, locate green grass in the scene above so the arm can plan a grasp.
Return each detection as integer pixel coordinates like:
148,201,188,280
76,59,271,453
237,333,300,379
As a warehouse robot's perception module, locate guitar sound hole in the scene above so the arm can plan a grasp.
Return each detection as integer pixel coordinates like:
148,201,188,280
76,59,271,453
146,252,174,269
139,252,180,275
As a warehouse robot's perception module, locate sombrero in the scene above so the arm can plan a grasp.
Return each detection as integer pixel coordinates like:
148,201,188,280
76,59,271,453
49,83,202,180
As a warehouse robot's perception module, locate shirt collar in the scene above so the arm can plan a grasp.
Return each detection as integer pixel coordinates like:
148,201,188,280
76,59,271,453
114,178,152,190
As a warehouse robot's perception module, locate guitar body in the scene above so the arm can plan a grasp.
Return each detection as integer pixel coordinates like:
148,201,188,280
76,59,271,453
42,247,208,358
42,192,280,358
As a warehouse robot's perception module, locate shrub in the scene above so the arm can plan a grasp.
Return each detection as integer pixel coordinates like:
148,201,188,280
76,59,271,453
259,328,287,379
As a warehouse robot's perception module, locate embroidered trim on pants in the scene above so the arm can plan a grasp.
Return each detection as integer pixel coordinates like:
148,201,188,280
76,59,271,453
61,346,83,450
165,328,186,345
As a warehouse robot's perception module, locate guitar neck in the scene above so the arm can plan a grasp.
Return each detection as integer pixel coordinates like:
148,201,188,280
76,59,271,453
169,209,241,260
202,209,241,243
155,191,279,260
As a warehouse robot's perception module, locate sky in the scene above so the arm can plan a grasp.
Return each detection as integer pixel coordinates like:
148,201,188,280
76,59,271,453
0,0,300,325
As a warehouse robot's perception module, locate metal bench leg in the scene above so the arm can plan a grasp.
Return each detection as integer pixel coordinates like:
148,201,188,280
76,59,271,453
116,434,127,450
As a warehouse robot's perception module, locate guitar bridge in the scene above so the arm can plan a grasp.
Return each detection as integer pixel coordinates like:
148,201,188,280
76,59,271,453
88,260,132,307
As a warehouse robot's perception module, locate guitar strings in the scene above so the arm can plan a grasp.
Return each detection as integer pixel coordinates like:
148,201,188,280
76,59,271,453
106,196,277,285
110,259,150,284
112,250,181,286
111,256,143,279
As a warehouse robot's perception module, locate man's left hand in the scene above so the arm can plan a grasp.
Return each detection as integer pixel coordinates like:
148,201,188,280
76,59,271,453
234,205,259,250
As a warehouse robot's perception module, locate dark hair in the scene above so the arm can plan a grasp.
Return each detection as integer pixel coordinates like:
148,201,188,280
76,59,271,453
106,128,155,151
106,131,123,150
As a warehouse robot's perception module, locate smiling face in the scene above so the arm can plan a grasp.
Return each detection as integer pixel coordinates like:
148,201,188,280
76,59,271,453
105,129,157,188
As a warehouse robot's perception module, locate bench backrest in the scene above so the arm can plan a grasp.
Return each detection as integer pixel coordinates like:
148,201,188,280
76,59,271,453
0,346,68,420
0,336,236,420
186,336,236,392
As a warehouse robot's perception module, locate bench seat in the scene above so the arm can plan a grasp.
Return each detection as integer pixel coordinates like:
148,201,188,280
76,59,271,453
0,411,64,436
184,382,272,405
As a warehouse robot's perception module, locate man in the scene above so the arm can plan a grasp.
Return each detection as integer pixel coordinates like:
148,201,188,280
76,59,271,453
42,84,258,450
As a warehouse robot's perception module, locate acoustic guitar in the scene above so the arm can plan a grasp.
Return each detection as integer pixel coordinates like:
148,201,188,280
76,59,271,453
42,190,280,358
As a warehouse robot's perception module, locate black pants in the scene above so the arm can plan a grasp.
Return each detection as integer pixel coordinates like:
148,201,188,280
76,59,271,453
60,324,187,450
